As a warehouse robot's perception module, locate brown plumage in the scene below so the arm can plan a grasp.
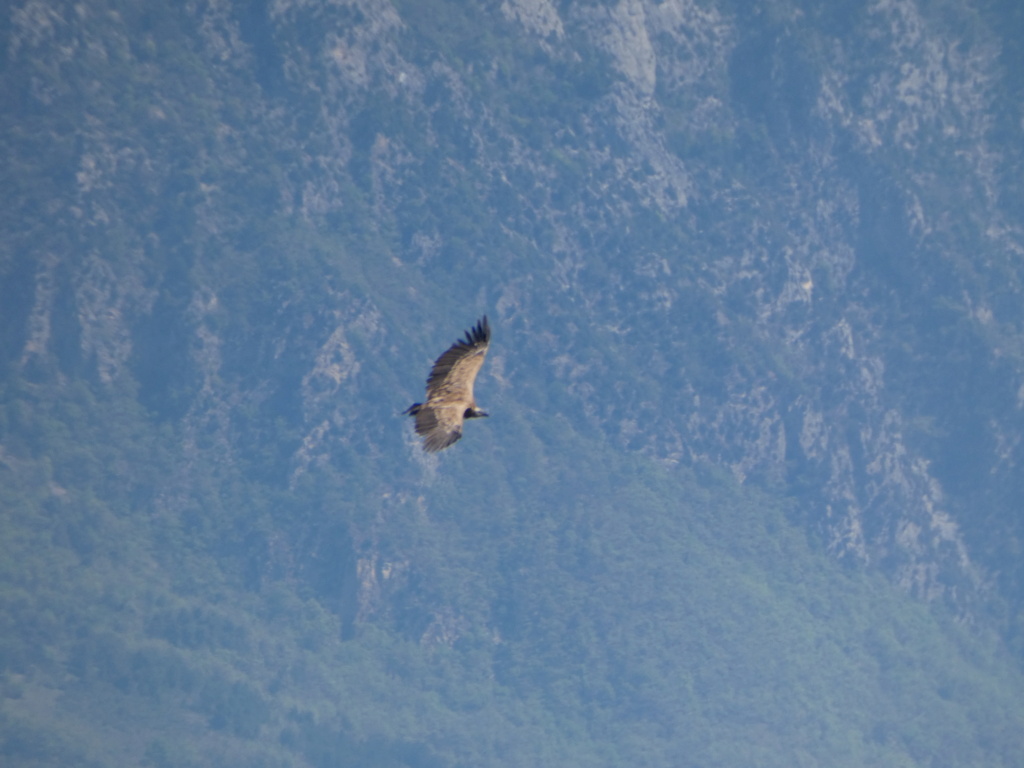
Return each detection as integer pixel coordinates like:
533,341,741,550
405,316,491,452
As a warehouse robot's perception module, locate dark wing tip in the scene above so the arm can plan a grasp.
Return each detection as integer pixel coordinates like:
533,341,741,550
463,315,490,347
423,427,462,452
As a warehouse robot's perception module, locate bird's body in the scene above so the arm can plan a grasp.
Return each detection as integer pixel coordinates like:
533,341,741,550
405,316,491,452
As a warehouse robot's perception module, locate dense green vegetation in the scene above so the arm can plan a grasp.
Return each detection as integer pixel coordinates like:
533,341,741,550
2,369,1024,766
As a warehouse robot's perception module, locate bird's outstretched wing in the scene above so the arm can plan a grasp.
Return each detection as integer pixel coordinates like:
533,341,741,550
411,404,466,453
424,316,490,403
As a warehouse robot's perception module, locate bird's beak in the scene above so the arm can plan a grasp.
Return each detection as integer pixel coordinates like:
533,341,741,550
479,410,490,418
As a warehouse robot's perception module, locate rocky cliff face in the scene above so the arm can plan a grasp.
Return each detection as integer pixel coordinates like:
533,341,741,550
4,0,1023,626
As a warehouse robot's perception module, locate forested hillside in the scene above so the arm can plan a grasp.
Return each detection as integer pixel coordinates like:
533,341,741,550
3,0,1024,765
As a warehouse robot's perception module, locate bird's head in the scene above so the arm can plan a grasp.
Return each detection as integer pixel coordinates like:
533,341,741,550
465,407,489,419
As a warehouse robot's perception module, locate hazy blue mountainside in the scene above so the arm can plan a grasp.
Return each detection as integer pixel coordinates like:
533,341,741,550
3,0,1024,765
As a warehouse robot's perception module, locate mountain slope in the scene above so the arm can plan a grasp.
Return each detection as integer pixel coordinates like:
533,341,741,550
3,0,1024,765
2,385,1023,765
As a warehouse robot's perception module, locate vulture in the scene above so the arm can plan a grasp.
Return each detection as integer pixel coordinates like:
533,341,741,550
405,316,491,452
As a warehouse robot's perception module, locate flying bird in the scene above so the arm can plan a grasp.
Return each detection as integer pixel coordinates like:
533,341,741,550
405,316,491,452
